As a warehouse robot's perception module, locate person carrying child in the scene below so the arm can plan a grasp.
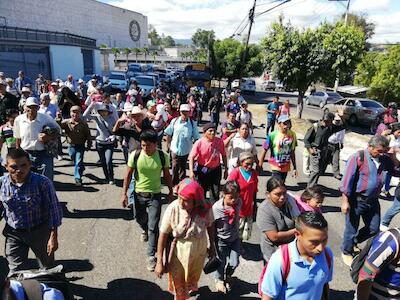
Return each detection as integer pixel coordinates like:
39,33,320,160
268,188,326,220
212,181,242,294
290,186,324,214
228,152,258,241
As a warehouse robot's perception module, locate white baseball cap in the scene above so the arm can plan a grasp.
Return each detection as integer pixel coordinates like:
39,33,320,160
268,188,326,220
25,97,39,106
21,86,31,93
131,106,143,115
122,102,133,112
180,104,190,112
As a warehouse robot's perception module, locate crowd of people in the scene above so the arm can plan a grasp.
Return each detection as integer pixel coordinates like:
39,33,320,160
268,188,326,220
0,70,400,300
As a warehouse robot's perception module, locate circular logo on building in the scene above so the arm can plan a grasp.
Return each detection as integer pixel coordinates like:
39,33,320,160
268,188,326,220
129,20,141,42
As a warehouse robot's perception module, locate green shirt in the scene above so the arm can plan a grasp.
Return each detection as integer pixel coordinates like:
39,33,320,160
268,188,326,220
128,150,170,193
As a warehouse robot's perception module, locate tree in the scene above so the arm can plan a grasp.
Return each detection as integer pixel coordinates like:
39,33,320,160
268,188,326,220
354,52,381,87
160,35,176,47
152,50,158,64
132,48,142,63
99,44,108,49
192,29,215,49
123,48,131,67
212,38,263,85
148,25,161,46
261,20,365,118
143,47,150,62
341,13,375,46
323,22,365,88
111,48,120,65
368,46,400,103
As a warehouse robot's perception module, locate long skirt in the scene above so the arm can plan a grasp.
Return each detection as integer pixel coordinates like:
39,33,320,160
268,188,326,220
168,235,207,300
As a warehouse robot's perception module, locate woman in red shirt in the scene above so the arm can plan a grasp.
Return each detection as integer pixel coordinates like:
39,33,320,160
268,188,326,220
189,122,228,202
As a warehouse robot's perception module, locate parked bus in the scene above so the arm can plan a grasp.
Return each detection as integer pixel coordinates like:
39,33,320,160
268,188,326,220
183,63,211,91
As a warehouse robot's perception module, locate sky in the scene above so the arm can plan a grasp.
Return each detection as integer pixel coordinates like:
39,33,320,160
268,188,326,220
100,0,400,44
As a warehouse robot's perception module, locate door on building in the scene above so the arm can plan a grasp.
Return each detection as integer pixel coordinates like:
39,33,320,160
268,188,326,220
82,49,94,75
0,45,51,79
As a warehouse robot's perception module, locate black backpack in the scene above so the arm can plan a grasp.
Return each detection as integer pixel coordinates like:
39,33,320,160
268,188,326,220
132,149,166,181
350,228,400,284
11,267,72,300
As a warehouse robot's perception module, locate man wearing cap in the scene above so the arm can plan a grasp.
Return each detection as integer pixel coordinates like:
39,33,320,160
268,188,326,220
14,71,32,95
225,92,240,118
49,82,60,109
76,78,88,101
64,74,77,92
18,87,31,112
304,112,345,188
259,115,298,183
14,97,61,181
0,80,18,126
235,89,245,105
236,101,253,129
5,78,18,97
165,104,200,186
326,116,345,180
58,106,91,186
39,93,58,119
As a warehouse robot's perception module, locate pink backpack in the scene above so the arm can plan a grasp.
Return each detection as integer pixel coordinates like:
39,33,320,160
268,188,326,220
258,243,331,296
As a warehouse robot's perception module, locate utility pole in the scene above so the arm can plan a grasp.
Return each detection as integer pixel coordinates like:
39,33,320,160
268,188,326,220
239,0,256,80
333,0,351,91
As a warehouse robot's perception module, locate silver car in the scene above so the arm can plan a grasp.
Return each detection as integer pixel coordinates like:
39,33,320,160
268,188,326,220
305,91,343,108
323,98,386,126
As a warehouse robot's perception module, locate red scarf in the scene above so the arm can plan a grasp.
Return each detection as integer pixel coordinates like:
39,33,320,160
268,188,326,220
224,206,236,225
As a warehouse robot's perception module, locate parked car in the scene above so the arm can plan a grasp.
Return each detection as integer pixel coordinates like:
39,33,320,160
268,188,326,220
108,72,128,91
261,80,276,91
240,79,256,95
323,98,386,126
82,74,104,87
305,91,343,108
135,75,157,98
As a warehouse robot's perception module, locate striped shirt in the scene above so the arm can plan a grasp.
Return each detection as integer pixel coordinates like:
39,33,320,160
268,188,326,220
359,229,400,300
0,172,63,229
340,149,395,198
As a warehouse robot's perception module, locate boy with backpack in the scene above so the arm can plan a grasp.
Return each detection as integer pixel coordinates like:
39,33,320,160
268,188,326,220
120,129,173,272
259,212,333,300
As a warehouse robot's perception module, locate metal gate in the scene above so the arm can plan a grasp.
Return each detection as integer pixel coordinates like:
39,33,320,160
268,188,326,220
0,45,51,79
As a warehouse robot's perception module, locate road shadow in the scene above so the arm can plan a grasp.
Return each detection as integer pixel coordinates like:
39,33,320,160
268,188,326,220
286,182,307,192
322,205,341,213
70,278,173,299
242,242,263,262
329,289,354,300
61,203,133,220
0,256,8,277
84,173,107,184
196,278,258,300
54,181,99,192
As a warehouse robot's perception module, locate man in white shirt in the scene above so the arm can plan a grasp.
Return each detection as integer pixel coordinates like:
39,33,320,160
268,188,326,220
14,97,61,180
327,116,345,180
64,74,77,92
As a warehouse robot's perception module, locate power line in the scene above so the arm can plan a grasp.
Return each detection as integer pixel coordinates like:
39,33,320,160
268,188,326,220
232,15,249,37
255,0,291,17
255,0,282,7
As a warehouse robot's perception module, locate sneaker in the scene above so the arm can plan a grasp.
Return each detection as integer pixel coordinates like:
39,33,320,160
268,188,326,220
380,224,389,231
57,155,63,161
353,245,361,254
342,252,354,267
75,179,82,186
108,180,114,185
334,174,343,180
215,280,227,294
140,231,148,242
146,256,157,272
385,191,392,198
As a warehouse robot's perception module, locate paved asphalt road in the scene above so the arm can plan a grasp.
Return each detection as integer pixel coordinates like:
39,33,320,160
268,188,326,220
0,92,397,299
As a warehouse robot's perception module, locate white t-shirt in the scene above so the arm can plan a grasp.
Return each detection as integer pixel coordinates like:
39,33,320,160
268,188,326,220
227,133,257,172
14,112,61,151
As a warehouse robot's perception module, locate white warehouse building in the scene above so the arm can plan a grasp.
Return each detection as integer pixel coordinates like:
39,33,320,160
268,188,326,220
0,0,148,80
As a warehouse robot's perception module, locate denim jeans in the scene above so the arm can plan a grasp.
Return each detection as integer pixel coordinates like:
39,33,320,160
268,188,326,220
134,192,162,257
96,143,114,181
210,112,220,127
341,197,381,254
384,173,392,192
27,150,54,181
68,145,85,180
382,196,400,227
128,178,136,219
215,238,240,280
266,118,275,135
